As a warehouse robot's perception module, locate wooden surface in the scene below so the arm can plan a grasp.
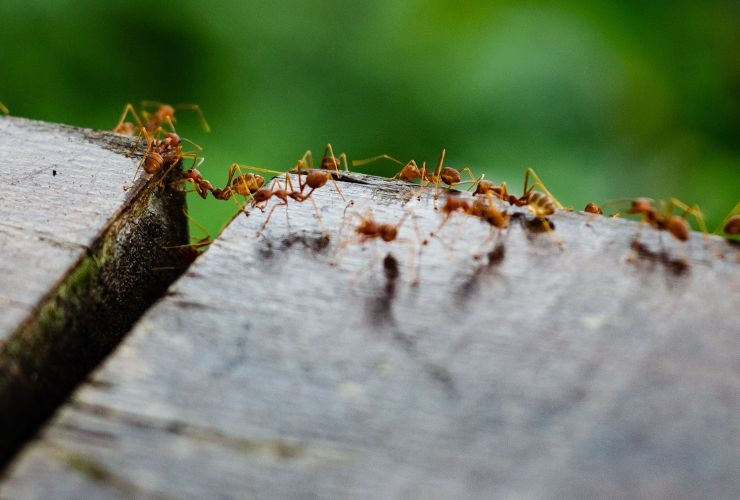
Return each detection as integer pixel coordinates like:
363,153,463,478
0,117,189,464
2,172,739,499
0,117,141,338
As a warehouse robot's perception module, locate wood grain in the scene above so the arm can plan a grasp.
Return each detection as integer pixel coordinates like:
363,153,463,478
3,171,739,499
0,117,189,464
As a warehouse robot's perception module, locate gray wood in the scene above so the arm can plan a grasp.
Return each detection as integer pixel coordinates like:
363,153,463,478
0,117,140,337
0,117,189,463
3,172,739,499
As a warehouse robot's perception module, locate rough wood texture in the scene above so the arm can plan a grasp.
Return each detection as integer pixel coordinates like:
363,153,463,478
0,117,189,464
3,172,738,499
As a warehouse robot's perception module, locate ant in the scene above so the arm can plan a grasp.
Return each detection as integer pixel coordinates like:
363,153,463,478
288,148,347,202
249,160,345,235
717,202,740,237
113,100,210,136
342,209,424,286
125,131,203,190
294,144,350,175
626,198,706,242
472,169,562,217
180,163,267,205
353,148,475,190
440,195,510,229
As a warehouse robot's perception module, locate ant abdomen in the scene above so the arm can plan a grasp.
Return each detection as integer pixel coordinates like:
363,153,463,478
527,192,555,216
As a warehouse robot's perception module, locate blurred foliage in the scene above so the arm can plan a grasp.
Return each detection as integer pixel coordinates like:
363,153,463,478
1,0,738,236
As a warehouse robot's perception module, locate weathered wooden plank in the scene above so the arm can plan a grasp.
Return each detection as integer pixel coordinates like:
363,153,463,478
0,117,189,464
2,172,738,499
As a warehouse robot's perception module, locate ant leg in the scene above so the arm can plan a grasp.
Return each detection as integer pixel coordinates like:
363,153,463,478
123,129,156,190
163,116,177,133
179,137,204,155
352,154,406,168
297,149,314,169
668,198,708,235
0,102,8,114
407,211,424,286
174,103,211,133
433,148,447,178
115,103,145,133
163,208,212,251
327,173,347,202
322,144,345,179
256,201,288,237
523,168,564,209
305,195,329,236
338,153,350,172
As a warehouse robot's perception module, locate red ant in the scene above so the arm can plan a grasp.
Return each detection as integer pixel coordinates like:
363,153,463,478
124,131,203,190
472,169,562,217
353,148,475,190
342,209,424,286
180,163,266,204
440,195,510,229
294,144,350,174
626,198,706,242
249,157,346,235
113,100,210,136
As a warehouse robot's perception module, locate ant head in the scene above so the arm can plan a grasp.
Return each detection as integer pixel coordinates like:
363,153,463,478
666,216,690,241
164,132,180,146
380,225,398,242
115,122,137,135
398,161,422,182
474,179,495,196
628,198,653,214
155,104,176,122
584,203,603,215
440,166,461,186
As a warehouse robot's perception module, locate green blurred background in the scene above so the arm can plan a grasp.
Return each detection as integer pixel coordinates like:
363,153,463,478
1,0,738,237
